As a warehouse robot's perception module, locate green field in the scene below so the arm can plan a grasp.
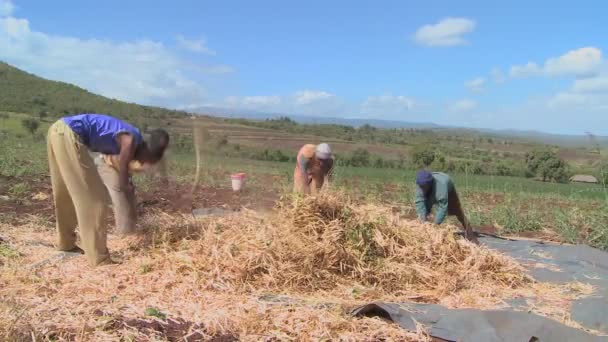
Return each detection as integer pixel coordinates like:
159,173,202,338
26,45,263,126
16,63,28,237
2,111,607,251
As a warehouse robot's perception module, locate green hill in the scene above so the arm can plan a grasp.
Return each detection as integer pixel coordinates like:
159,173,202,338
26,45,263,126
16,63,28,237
0,61,187,126
1,61,604,178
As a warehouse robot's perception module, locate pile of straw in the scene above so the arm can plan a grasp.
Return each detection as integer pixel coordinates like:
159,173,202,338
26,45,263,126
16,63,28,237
0,193,594,340
189,192,529,301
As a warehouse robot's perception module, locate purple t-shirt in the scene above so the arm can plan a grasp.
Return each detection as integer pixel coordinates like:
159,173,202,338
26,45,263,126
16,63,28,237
62,114,142,154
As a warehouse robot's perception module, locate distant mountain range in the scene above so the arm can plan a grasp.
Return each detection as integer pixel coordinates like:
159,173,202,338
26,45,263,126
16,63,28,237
192,106,440,129
192,106,608,148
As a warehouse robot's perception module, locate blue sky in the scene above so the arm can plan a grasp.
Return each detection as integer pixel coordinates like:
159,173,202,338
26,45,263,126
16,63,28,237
1,0,607,134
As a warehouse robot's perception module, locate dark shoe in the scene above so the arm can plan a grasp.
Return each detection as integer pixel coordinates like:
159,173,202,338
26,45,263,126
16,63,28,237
96,257,119,266
58,246,85,254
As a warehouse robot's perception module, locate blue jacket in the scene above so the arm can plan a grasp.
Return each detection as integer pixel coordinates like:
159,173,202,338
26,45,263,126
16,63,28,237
63,114,142,154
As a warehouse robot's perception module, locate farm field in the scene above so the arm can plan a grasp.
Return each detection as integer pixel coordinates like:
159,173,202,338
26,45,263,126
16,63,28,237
2,107,608,340
2,65,608,340
4,2,608,337
2,111,607,250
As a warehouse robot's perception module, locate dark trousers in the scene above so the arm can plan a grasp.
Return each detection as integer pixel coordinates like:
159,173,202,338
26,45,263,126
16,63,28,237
447,189,471,232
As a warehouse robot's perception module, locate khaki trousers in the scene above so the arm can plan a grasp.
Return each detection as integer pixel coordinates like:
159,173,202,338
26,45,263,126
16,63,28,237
47,120,110,265
93,154,137,235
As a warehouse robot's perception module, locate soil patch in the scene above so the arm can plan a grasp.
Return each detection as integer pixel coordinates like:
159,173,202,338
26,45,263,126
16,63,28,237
138,182,278,215
0,175,55,225
0,175,279,225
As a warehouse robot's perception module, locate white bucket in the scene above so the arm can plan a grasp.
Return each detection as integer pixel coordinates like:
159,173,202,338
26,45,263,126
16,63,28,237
231,173,246,192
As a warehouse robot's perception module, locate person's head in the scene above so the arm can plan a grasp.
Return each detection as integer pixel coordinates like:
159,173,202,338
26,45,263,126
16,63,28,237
315,143,332,163
416,170,434,195
134,128,170,164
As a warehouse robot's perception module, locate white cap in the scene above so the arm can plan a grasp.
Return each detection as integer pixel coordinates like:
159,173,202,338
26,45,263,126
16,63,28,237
315,143,332,160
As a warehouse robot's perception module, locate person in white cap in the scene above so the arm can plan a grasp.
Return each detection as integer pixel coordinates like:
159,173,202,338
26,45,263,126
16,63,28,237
293,143,334,194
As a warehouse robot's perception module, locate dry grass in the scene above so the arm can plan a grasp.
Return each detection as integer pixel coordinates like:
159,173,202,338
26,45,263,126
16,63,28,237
185,193,530,303
0,192,596,340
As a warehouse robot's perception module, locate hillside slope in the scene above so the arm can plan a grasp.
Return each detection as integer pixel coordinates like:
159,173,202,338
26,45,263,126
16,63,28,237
0,62,186,125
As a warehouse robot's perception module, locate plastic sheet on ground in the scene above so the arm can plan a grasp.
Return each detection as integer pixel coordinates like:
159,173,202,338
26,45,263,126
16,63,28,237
353,234,608,341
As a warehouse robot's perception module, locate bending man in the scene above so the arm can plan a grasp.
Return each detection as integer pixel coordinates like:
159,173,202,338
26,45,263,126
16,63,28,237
47,113,169,265
294,143,334,194
93,134,169,235
414,170,478,243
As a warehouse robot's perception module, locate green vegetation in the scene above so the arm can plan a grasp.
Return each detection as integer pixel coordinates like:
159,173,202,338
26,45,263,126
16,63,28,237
221,117,601,179
144,307,166,320
0,62,187,125
21,118,40,136
525,149,570,183
0,245,20,260
1,61,608,251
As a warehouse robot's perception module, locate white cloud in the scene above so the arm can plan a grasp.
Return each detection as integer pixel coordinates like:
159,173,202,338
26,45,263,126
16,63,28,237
450,99,477,112
0,0,14,17
219,93,424,120
509,62,541,78
547,74,608,109
224,95,281,109
547,92,590,108
510,47,603,78
175,35,215,55
490,68,505,84
294,90,335,105
572,76,608,93
360,95,415,117
195,64,235,74
221,90,342,115
242,96,281,106
544,47,602,77
413,18,476,47
0,14,233,108
465,77,486,92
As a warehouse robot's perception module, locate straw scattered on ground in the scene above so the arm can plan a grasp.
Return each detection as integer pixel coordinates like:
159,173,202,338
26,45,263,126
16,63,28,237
0,192,595,340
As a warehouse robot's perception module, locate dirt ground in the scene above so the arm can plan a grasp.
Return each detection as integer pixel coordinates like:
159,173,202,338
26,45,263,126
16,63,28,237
0,175,567,243
0,175,279,226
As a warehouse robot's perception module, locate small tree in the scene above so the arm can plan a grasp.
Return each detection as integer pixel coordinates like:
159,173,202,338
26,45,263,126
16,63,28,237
373,157,385,168
525,149,570,183
22,118,40,136
38,110,48,120
350,148,371,167
412,146,435,168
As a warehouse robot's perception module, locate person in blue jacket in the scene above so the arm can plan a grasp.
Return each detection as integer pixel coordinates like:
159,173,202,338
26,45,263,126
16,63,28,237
414,170,478,243
47,113,169,265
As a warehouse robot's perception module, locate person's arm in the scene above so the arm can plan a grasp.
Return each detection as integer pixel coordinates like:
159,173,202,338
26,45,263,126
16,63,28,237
434,197,448,224
117,134,137,192
298,154,310,178
323,158,335,189
414,187,428,221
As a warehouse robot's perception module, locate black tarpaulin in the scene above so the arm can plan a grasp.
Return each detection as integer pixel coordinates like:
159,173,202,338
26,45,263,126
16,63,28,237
352,234,608,341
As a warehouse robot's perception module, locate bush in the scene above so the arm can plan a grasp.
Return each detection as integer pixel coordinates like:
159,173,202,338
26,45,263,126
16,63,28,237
411,146,435,168
349,148,370,167
525,149,570,183
21,118,40,136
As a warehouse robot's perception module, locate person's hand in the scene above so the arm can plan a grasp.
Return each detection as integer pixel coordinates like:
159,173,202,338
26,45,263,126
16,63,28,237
466,232,480,244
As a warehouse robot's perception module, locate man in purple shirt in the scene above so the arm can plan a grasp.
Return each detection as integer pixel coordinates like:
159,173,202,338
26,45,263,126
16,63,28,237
47,114,169,266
